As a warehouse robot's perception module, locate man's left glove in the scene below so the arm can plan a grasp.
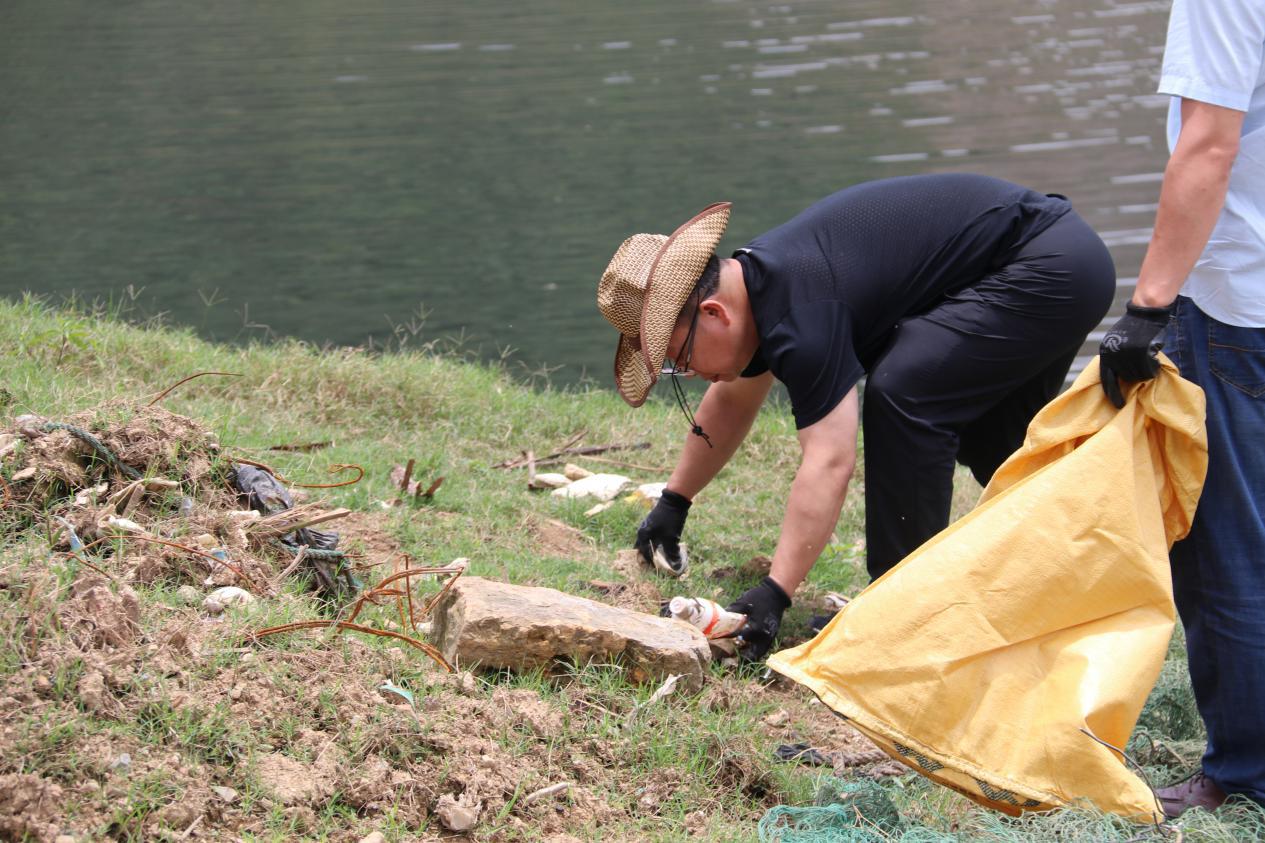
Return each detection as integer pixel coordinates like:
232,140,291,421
1098,302,1172,409
727,576,792,662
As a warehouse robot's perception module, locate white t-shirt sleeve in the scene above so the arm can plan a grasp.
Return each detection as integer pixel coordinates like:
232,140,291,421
1158,0,1265,112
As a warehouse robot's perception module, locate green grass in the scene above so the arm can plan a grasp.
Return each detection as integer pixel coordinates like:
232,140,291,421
0,296,1258,842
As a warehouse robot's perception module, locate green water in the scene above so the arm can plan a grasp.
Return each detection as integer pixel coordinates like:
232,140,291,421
1,0,1170,386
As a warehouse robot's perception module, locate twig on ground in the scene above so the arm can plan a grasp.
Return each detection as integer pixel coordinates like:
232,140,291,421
488,427,597,465
248,505,351,537
536,453,668,474
274,545,308,585
267,441,333,453
178,813,204,840
522,782,572,806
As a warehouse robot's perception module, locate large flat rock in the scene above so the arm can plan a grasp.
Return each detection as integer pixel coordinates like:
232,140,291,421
431,577,710,691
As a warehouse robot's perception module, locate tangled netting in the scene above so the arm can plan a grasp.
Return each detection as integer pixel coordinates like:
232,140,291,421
758,776,1265,843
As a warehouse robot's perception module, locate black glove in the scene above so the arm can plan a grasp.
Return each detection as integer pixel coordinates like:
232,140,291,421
635,489,691,576
727,576,792,662
1099,302,1172,409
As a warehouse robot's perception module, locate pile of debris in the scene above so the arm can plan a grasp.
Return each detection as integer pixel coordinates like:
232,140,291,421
0,399,353,604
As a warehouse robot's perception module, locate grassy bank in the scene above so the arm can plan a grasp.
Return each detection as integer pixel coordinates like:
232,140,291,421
0,297,1259,842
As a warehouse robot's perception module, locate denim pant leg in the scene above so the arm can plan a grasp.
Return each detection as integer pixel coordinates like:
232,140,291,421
1166,296,1265,804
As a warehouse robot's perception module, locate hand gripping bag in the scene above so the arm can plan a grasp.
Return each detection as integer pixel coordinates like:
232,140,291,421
768,358,1206,820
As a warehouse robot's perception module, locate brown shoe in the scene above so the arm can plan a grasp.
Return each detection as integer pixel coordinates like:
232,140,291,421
1156,771,1227,818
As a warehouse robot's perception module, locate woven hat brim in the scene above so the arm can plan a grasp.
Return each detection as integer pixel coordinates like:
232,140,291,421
613,202,731,406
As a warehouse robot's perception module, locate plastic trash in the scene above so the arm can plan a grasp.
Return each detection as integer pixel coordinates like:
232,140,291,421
202,586,254,615
667,596,746,639
551,473,633,502
232,463,354,599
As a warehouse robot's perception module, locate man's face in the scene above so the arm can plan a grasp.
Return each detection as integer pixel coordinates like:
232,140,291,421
665,299,743,384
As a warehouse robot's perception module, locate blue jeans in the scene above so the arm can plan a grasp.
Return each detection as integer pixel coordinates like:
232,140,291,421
1166,296,1265,804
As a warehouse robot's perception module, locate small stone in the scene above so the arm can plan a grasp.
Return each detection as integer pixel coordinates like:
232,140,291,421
78,670,109,713
528,472,570,490
562,463,592,481
205,586,254,608
55,836,75,843
211,785,239,804
255,753,329,805
202,598,225,615
283,805,316,832
110,753,131,773
176,585,201,605
358,833,386,843
449,671,480,696
32,675,52,697
763,709,790,728
435,792,481,832
229,686,243,701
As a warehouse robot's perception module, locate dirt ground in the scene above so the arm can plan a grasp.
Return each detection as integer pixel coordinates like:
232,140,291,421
0,404,898,842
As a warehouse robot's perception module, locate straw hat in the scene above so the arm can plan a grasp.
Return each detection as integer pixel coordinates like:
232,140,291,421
597,202,732,406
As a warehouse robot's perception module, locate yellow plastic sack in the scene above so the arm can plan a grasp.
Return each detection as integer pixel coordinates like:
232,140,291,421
769,357,1207,820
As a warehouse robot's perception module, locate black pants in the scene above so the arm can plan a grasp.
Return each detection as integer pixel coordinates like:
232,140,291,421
861,210,1114,580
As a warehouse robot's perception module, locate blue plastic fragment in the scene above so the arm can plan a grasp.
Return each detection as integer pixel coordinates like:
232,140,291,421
379,681,414,705
53,516,84,553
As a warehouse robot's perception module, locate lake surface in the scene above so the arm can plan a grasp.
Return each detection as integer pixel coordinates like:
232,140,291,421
1,0,1171,389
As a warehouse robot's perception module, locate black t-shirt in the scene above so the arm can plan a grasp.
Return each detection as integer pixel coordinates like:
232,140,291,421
736,174,1071,428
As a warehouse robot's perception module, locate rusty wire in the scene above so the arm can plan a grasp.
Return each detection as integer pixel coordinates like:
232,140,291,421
147,371,243,407
228,456,365,490
0,472,10,509
249,620,452,671
250,559,465,672
292,463,364,489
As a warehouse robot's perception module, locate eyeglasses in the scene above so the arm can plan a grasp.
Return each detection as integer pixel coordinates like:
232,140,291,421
660,294,713,448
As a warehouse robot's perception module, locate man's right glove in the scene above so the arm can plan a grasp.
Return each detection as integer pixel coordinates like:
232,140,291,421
635,489,691,577
727,576,792,662
1098,302,1172,409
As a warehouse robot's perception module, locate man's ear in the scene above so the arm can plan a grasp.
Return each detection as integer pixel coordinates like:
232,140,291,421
700,299,731,326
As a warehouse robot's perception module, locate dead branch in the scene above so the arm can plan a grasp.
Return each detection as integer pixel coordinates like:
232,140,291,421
536,453,668,474
267,441,333,453
247,504,351,538
274,545,308,585
419,476,443,499
491,430,585,468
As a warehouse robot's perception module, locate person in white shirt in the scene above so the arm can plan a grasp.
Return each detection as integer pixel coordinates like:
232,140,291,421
1098,0,1265,817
